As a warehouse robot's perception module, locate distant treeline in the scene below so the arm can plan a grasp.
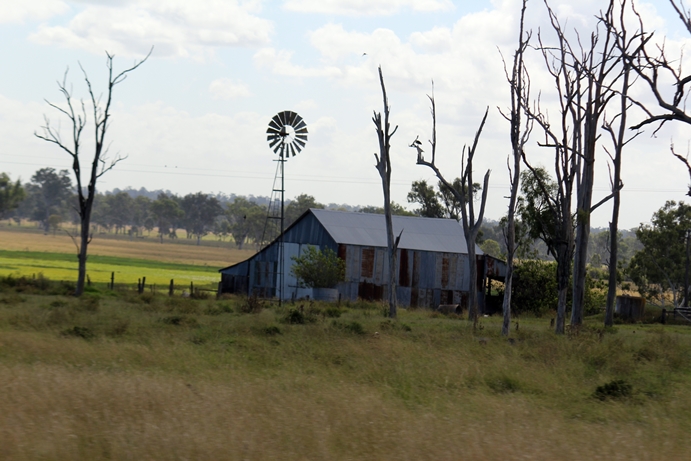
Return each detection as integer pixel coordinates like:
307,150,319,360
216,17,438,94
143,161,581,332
3,168,409,249
2,167,641,267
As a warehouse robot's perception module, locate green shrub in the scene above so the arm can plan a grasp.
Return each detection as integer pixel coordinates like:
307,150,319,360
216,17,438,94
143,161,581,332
594,379,632,400
512,260,606,316
61,326,95,340
291,246,345,289
486,375,522,394
262,325,282,336
284,308,306,324
239,295,263,314
160,315,198,327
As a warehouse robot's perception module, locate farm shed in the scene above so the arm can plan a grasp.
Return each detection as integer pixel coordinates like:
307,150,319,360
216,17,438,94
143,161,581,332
219,209,506,311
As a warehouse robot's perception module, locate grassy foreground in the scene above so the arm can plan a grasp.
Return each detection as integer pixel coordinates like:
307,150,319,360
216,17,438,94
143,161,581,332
1,281,691,460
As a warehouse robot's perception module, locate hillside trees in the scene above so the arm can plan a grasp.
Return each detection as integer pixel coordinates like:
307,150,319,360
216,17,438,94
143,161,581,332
180,192,224,245
407,180,444,218
35,51,150,296
0,173,25,219
406,179,466,219
224,196,267,249
150,194,183,242
359,202,414,216
628,201,691,308
27,168,73,232
284,194,324,227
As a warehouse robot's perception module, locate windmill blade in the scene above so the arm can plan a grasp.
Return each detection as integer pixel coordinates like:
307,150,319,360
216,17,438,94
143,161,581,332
269,116,282,131
294,137,306,149
286,111,297,127
295,134,308,143
268,137,282,150
295,126,308,134
278,111,289,126
289,144,296,157
267,125,281,135
294,119,307,131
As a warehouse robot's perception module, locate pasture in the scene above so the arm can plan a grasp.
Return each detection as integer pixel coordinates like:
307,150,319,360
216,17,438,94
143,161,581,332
0,226,254,287
1,279,691,460
2,224,691,459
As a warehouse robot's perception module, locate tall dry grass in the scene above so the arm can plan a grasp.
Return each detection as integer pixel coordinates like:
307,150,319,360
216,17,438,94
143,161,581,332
1,291,691,460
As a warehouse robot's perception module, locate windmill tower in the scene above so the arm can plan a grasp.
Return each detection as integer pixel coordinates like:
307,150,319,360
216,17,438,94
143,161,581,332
264,111,308,301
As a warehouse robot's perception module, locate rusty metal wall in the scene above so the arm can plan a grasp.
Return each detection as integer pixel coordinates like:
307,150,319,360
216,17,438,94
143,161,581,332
220,222,485,309
334,244,473,308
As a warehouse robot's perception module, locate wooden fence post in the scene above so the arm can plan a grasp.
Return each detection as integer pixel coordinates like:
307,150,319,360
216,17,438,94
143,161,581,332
190,281,194,296
110,272,115,290
169,279,174,297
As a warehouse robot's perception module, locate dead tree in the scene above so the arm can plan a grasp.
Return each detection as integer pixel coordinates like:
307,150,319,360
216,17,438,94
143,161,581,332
524,0,624,331
600,3,642,327
413,93,490,325
627,0,691,194
372,66,400,319
521,5,580,334
498,0,532,337
36,50,151,296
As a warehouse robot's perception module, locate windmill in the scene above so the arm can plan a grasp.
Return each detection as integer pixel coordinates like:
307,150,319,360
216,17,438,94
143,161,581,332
264,111,308,302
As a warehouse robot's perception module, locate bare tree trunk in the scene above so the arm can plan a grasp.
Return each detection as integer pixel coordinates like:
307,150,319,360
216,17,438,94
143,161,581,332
603,10,638,324
500,0,532,337
372,66,400,318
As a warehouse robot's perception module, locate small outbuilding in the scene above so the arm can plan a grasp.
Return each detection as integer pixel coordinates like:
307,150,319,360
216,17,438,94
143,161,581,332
219,208,506,311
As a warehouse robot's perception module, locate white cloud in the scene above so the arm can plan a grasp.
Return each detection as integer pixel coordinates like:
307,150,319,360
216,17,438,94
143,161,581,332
0,0,69,24
295,99,318,111
283,0,453,16
209,78,251,100
254,48,343,78
29,0,273,58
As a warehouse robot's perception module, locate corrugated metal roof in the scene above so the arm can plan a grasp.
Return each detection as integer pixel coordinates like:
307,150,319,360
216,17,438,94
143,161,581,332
310,209,483,255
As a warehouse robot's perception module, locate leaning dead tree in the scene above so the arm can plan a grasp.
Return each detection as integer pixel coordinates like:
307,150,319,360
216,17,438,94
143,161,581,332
372,66,401,319
498,0,532,336
413,92,490,325
36,50,151,296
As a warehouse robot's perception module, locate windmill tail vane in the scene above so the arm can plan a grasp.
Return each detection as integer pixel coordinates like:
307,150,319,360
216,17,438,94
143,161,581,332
266,110,308,159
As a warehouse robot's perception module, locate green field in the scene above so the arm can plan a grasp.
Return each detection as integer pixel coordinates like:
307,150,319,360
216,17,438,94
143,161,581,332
0,250,220,288
1,279,691,460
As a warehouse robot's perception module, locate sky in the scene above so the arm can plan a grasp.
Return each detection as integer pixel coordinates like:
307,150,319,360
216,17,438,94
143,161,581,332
1,0,690,230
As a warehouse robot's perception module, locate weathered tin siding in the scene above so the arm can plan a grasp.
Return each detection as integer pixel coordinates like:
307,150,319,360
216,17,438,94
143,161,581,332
335,244,472,309
220,209,504,309
220,214,338,300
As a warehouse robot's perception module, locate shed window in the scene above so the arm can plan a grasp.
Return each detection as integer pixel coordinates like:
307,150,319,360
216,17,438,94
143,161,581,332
361,248,375,278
